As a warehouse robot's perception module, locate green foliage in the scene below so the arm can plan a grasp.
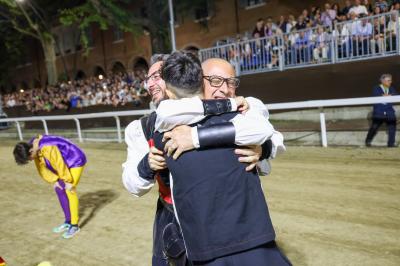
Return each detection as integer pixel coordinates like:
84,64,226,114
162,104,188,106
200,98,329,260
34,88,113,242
60,0,140,55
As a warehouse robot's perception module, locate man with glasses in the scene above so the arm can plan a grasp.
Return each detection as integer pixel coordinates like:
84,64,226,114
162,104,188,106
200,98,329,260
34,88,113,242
365,74,397,147
122,55,280,266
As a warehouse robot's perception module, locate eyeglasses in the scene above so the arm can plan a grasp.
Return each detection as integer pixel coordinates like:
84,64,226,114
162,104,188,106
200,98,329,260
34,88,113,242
203,75,240,89
144,70,162,85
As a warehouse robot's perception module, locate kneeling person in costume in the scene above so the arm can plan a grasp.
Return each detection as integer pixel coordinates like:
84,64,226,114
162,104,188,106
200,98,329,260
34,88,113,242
13,135,86,239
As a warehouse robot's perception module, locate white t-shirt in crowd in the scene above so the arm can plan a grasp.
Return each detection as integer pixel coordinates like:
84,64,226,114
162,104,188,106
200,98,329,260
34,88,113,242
349,5,368,16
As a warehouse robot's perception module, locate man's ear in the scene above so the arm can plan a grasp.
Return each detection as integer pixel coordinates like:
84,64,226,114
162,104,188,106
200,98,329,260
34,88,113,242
165,87,177,100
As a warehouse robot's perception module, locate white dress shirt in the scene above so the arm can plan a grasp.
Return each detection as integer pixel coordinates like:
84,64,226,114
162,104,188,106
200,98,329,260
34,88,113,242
122,120,155,197
155,96,273,146
155,96,286,160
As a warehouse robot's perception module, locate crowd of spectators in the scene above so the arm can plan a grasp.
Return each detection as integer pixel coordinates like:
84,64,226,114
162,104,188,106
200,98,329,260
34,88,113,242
1,70,149,113
210,0,400,70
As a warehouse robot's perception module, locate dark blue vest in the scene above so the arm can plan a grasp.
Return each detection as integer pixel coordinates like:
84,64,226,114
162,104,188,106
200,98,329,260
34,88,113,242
154,112,276,262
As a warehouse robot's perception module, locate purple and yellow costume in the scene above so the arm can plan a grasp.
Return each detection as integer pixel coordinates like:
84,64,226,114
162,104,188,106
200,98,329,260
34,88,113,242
31,135,86,226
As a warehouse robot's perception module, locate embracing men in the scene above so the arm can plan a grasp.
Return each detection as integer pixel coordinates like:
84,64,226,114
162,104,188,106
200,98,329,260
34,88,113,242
123,52,289,265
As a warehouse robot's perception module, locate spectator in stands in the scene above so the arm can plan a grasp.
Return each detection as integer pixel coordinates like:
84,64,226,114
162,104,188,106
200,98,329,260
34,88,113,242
310,6,322,21
265,17,280,37
386,13,399,51
375,0,389,12
253,18,265,38
312,12,324,26
296,15,307,30
286,14,297,33
355,15,373,55
6,95,16,107
334,22,351,58
342,0,354,17
313,26,330,62
365,74,397,147
332,3,344,21
301,9,311,23
277,15,288,33
362,0,374,13
371,17,385,54
321,3,337,27
69,92,81,109
295,30,312,63
373,5,382,15
349,0,369,17
391,2,400,12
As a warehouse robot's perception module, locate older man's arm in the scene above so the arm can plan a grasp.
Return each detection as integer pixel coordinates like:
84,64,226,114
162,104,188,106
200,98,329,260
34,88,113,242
122,120,155,197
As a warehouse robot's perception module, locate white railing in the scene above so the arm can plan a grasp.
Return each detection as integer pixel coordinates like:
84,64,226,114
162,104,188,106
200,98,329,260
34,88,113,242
1,96,399,147
0,109,152,143
199,11,400,75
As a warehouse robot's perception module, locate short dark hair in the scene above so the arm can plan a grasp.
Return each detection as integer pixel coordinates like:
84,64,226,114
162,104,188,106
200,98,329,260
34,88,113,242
161,51,203,98
150,54,170,65
13,142,32,165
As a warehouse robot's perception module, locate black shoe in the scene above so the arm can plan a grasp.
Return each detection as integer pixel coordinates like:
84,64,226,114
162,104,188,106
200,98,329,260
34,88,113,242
365,142,371,147
388,144,398,148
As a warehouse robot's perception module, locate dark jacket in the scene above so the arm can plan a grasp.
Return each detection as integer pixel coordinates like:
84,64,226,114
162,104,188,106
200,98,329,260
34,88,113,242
153,112,276,262
372,85,397,120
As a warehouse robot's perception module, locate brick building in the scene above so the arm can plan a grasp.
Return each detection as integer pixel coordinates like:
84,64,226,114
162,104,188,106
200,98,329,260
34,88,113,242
9,0,344,90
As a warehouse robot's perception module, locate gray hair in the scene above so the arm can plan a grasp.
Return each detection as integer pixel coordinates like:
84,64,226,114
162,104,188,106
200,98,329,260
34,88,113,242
150,54,170,65
380,74,392,82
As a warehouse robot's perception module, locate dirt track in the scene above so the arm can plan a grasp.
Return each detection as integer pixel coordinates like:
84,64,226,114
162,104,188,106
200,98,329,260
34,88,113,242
0,141,399,266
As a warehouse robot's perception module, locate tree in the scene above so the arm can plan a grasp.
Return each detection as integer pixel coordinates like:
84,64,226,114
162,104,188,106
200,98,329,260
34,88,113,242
0,0,138,85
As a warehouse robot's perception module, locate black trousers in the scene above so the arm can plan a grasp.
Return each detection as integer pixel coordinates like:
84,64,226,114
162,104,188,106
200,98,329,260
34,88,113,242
366,117,397,147
192,241,292,266
152,198,176,266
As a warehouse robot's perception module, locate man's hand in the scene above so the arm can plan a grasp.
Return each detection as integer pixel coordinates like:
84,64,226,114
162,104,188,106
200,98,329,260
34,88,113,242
234,96,249,113
148,146,167,171
163,125,195,160
235,145,262,171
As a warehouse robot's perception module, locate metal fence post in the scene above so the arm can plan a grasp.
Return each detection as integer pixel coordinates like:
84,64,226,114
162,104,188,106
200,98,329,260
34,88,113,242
74,118,83,143
331,25,336,64
15,121,23,141
115,116,122,143
41,119,49,135
319,108,328,147
397,12,400,55
235,43,241,76
279,35,284,71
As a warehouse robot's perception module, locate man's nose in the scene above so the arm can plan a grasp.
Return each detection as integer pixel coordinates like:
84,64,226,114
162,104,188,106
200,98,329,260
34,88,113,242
219,81,229,95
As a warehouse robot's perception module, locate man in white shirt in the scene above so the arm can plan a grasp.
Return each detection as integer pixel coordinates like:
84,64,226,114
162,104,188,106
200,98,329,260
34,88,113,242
355,16,373,55
349,0,369,17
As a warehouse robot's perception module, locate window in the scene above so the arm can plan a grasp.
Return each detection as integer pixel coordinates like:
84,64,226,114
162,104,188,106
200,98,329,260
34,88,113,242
194,0,213,22
113,27,124,42
239,0,266,9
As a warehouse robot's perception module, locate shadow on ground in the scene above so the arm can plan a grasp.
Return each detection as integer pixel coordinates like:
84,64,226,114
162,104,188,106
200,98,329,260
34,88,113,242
79,189,119,229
